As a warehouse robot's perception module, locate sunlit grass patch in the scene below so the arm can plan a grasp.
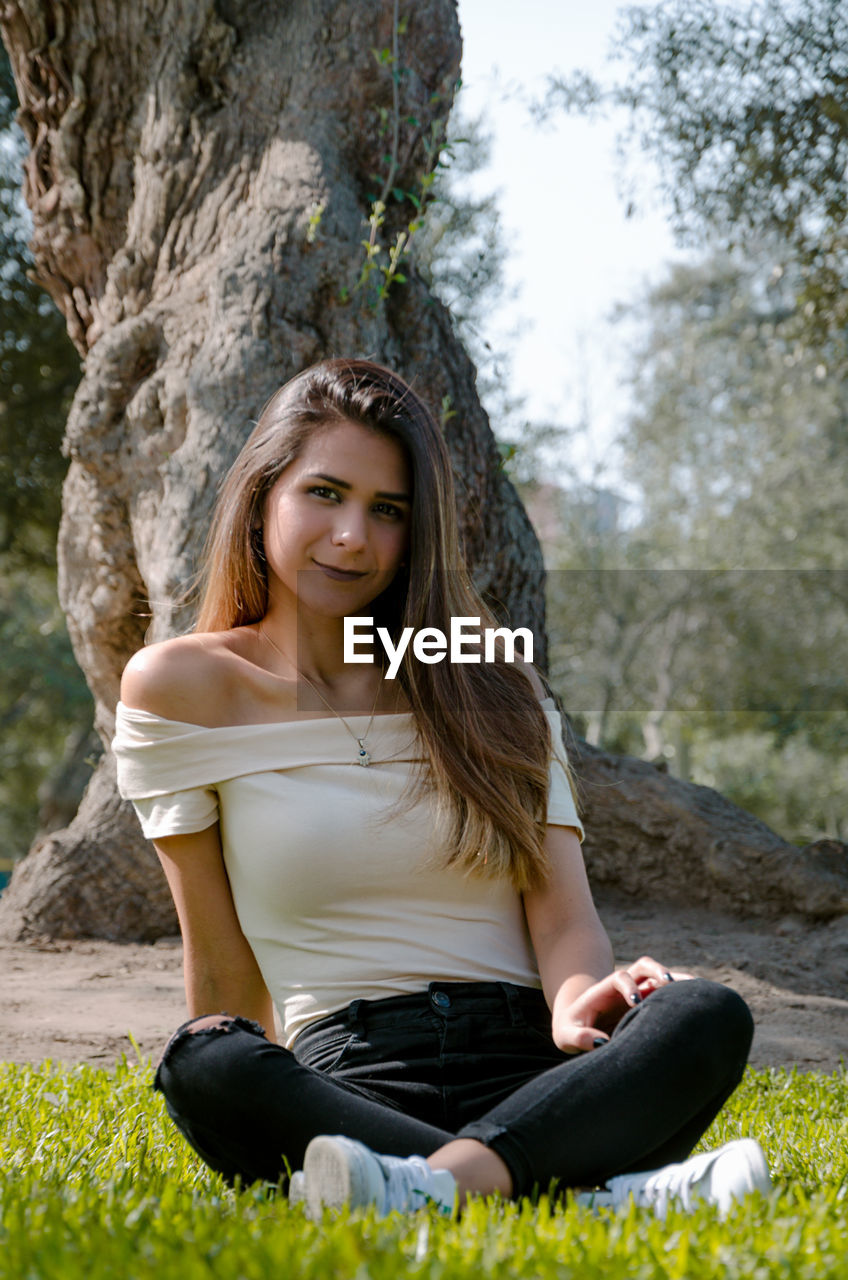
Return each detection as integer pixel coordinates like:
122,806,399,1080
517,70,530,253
0,1059,845,1278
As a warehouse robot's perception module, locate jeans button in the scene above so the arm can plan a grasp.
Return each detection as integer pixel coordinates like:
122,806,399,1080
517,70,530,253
432,990,451,1010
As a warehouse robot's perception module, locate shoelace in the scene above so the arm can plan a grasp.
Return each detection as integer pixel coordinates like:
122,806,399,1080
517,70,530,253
381,1155,436,1212
613,1149,716,1213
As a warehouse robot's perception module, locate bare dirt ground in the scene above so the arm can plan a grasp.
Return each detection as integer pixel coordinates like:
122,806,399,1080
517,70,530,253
1,891,846,1071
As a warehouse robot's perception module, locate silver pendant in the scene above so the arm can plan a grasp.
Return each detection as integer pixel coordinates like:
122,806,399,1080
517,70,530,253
357,740,370,766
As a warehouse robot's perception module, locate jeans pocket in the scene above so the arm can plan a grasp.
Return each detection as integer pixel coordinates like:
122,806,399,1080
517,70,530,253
296,1026,358,1073
511,1021,569,1061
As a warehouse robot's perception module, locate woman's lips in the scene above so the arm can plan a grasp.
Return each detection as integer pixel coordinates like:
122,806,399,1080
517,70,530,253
313,560,368,581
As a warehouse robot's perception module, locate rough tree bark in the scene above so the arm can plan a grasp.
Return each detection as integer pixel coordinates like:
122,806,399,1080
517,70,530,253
575,741,848,921
1,0,845,940
0,0,546,938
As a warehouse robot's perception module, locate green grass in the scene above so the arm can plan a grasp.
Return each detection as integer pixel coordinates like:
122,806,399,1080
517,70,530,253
1,1058,846,1279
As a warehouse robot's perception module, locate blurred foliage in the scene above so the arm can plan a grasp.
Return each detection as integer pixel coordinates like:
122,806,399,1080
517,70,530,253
620,250,848,571
528,1,848,844
0,44,91,864
0,569,96,848
546,562,848,842
541,247,848,844
1,51,80,564
538,0,848,360
689,721,847,844
421,105,583,496
415,100,527,430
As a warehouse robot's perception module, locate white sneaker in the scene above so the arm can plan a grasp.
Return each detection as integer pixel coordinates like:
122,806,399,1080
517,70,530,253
302,1134,457,1218
605,1138,772,1218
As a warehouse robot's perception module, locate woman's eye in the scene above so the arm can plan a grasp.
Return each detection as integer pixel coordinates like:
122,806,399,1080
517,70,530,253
307,487,402,519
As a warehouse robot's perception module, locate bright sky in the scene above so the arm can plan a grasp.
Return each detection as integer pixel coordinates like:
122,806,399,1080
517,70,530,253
455,0,690,483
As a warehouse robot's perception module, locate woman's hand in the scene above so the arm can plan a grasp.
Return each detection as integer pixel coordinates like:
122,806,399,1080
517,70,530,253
552,956,693,1055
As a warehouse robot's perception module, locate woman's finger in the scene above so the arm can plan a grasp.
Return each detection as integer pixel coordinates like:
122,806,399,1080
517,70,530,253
610,968,643,1007
554,1021,611,1055
626,955,675,985
622,956,696,992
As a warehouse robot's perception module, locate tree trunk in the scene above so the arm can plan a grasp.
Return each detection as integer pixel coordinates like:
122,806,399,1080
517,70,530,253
35,723,101,836
5,754,176,940
0,0,546,939
1,0,845,940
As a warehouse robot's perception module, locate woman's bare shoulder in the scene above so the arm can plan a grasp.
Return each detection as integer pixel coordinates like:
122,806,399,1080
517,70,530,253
508,654,548,702
120,631,246,723
522,663,548,701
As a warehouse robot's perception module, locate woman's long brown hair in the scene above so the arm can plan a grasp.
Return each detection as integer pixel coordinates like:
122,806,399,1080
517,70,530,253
196,358,572,890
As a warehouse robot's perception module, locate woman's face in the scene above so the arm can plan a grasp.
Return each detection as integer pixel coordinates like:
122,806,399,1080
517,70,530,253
261,418,412,619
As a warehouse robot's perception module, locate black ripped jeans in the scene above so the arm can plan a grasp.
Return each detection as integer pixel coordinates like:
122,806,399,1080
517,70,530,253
153,978,754,1198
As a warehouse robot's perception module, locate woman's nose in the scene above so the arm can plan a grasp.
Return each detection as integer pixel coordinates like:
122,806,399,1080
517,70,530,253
330,505,367,548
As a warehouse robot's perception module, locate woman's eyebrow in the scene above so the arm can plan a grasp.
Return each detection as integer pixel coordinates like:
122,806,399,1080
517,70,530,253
306,472,411,502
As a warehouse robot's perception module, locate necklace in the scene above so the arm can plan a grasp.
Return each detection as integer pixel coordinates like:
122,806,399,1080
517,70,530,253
259,624,383,766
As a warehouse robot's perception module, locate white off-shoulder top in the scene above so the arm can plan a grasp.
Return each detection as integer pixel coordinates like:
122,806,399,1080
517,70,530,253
113,696,584,1046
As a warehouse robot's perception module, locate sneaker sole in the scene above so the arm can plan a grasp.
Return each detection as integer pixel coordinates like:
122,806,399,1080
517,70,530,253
303,1135,384,1218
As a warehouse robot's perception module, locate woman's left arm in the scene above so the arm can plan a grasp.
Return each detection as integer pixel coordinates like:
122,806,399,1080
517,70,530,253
524,826,684,1052
523,825,615,1053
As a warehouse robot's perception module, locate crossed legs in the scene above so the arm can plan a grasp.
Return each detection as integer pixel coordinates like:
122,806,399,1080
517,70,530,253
153,979,753,1199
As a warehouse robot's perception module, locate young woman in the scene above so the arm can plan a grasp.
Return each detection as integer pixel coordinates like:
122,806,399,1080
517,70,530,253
113,358,771,1220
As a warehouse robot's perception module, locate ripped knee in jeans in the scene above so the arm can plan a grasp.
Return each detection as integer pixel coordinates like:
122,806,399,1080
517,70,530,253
154,1011,268,1081
185,1013,239,1034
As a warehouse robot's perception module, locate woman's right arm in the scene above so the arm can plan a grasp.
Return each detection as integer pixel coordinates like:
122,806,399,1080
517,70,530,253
153,826,276,1038
121,639,275,1037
